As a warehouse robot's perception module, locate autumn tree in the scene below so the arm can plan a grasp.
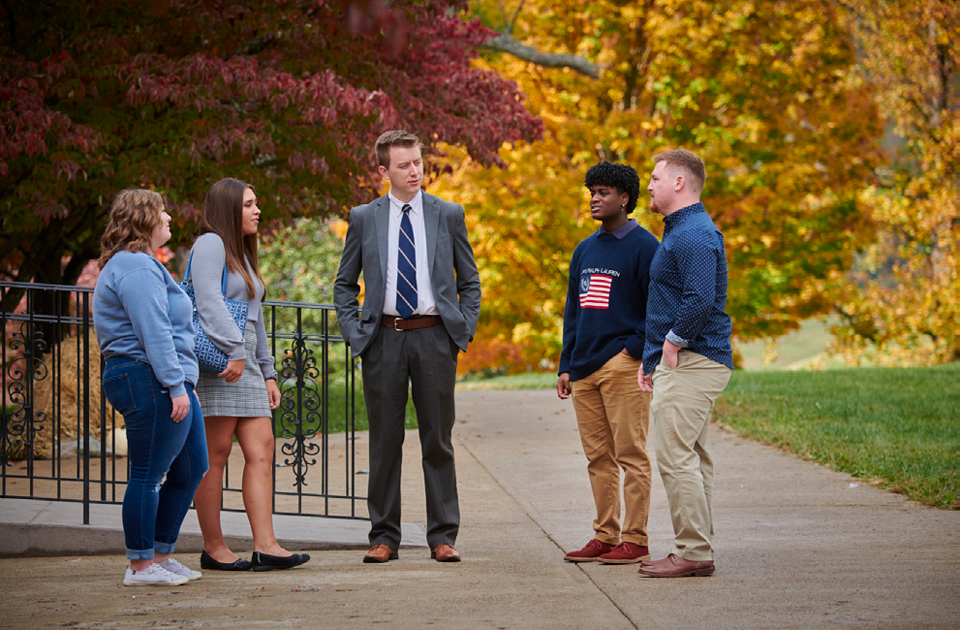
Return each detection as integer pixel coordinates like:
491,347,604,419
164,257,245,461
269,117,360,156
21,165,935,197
437,0,886,372
0,0,542,307
829,0,957,365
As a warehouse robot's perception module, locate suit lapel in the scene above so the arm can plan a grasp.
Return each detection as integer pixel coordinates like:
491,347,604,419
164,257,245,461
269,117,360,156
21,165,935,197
375,195,390,282
423,193,440,273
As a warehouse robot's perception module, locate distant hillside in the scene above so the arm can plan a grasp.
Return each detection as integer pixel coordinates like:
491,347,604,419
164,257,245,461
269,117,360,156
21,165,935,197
736,318,844,371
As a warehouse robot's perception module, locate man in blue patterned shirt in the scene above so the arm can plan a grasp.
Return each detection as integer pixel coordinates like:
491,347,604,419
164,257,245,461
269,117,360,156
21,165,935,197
638,149,733,578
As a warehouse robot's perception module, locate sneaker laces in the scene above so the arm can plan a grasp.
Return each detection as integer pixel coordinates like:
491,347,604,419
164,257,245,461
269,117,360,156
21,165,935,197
130,563,177,579
147,563,181,578
157,558,193,576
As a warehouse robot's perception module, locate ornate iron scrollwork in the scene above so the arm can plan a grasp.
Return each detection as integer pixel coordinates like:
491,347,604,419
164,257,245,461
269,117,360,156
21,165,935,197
276,330,321,487
2,321,48,466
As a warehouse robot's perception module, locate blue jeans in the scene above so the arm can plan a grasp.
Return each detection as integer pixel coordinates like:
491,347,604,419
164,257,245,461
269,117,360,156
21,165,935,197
103,358,208,560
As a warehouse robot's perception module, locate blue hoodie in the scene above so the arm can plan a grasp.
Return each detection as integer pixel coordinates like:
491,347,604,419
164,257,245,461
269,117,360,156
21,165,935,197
93,251,198,397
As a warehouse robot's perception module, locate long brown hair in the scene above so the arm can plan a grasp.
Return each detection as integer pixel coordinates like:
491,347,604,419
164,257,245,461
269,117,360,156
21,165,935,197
98,189,163,268
197,177,264,300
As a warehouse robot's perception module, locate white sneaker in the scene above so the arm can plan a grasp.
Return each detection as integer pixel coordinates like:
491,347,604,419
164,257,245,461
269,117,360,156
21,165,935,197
157,558,202,581
123,563,189,586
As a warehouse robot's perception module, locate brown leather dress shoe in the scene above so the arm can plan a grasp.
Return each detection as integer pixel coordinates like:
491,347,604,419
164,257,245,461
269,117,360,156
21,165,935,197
363,544,398,564
431,544,461,562
638,554,714,578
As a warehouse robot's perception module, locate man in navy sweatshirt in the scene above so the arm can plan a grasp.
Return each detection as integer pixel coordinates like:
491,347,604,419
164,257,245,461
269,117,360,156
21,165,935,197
557,161,660,565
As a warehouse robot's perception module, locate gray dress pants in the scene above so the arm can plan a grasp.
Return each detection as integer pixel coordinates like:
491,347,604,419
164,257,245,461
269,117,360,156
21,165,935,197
360,323,460,549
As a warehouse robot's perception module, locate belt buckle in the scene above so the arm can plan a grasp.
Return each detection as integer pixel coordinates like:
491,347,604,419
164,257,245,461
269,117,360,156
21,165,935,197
394,317,404,331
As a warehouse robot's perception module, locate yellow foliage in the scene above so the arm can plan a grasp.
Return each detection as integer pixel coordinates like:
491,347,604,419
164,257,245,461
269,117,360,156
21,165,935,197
830,0,957,364
436,0,886,371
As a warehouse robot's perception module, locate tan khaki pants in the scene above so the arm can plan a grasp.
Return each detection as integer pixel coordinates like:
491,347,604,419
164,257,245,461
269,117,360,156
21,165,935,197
571,352,652,546
651,351,731,561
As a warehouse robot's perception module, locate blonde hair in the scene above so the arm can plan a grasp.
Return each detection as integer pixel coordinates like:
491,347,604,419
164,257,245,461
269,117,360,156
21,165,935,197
98,189,164,268
653,149,706,193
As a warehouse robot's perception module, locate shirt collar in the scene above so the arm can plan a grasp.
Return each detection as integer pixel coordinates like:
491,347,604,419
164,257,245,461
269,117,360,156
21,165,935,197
388,190,423,216
597,218,639,240
663,202,705,226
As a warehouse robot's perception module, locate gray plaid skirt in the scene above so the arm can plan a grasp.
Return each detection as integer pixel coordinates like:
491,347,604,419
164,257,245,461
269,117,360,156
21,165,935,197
196,326,273,418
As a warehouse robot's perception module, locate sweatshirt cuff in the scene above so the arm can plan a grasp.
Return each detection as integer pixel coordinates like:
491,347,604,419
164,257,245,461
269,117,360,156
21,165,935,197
666,330,689,348
227,346,246,361
169,383,187,398
625,337,645,359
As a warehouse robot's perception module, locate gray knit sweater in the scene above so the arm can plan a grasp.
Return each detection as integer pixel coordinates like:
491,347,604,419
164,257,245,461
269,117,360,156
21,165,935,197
188,233,277,380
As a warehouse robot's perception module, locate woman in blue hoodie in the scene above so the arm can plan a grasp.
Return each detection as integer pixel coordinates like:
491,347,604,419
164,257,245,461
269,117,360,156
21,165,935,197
93,189,208,587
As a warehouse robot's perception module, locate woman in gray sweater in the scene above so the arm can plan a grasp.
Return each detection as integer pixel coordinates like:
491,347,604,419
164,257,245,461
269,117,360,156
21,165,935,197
189,178,309,572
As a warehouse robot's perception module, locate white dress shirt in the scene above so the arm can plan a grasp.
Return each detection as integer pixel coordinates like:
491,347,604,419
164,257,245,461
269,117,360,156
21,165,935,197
382,190,439,317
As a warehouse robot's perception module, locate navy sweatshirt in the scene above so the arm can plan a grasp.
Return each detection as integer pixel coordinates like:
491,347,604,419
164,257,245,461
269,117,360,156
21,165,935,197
559,220,660,381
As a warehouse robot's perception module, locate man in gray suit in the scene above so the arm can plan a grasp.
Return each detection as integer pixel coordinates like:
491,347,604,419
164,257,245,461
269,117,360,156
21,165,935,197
334,130,481,564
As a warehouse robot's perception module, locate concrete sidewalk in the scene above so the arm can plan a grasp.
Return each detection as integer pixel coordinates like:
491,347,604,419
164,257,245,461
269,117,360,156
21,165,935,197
0,389,957,629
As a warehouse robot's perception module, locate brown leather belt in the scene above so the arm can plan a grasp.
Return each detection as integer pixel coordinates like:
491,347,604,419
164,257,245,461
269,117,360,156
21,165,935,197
380,315,443,331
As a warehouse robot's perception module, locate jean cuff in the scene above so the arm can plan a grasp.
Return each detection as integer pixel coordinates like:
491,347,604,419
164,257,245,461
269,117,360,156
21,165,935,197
126,547,155,560
154,540,177,555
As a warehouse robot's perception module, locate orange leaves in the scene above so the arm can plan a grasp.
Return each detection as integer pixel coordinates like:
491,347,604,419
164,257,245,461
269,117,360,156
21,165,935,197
448,0,889,372
829,0,958,364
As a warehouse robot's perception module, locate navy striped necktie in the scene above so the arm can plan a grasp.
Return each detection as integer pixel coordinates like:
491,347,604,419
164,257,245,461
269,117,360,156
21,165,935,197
396,203,417,318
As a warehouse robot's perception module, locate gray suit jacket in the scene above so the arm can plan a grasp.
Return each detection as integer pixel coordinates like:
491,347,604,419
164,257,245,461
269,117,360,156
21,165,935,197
333,192,482,357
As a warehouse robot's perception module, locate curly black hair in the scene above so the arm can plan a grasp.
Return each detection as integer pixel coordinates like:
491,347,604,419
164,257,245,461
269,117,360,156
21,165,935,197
584,161,640,214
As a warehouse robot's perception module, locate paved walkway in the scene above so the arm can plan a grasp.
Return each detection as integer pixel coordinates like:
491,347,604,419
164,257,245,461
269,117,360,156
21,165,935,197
0,389,957,629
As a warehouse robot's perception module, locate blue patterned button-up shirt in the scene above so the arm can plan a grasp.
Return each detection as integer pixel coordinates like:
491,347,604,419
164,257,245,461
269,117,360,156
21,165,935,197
642,202,733,375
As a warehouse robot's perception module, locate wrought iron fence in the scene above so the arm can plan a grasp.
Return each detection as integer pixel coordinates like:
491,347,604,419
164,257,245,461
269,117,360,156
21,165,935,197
0,281,365,523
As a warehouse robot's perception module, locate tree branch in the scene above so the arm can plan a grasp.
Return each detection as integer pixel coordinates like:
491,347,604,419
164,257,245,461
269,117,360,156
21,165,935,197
505,0,525,35
832,304,877,343
482,33,599,79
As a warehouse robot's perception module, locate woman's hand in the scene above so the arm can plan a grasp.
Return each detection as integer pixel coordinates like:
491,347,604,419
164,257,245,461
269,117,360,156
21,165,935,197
171,393,190,422
266,379,281,410
219,359,244,383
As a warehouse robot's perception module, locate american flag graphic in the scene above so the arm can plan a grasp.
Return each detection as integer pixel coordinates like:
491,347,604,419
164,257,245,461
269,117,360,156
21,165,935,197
579,274,612,309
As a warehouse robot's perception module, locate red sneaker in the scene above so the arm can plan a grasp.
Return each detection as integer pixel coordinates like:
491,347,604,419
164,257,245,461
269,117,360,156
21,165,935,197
599,542,651,564
564,539,614,562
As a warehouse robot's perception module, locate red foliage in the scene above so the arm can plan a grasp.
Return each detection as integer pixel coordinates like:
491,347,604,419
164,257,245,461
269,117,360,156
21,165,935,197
0,0,542,286
457,338,528,377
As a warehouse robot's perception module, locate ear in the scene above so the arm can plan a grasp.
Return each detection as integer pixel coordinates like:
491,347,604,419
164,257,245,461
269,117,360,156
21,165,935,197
378,164,389,180
619,190,630,208
674,174,686,192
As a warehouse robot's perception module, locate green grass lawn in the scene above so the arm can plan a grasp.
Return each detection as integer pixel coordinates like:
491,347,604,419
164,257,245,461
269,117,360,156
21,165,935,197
457,372,561,391
457,365,959,509
274,376,416,437
713,364,958,509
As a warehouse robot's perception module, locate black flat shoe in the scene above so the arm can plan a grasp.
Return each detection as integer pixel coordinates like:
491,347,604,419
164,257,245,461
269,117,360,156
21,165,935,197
200,550,253,571
251,551,311,572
